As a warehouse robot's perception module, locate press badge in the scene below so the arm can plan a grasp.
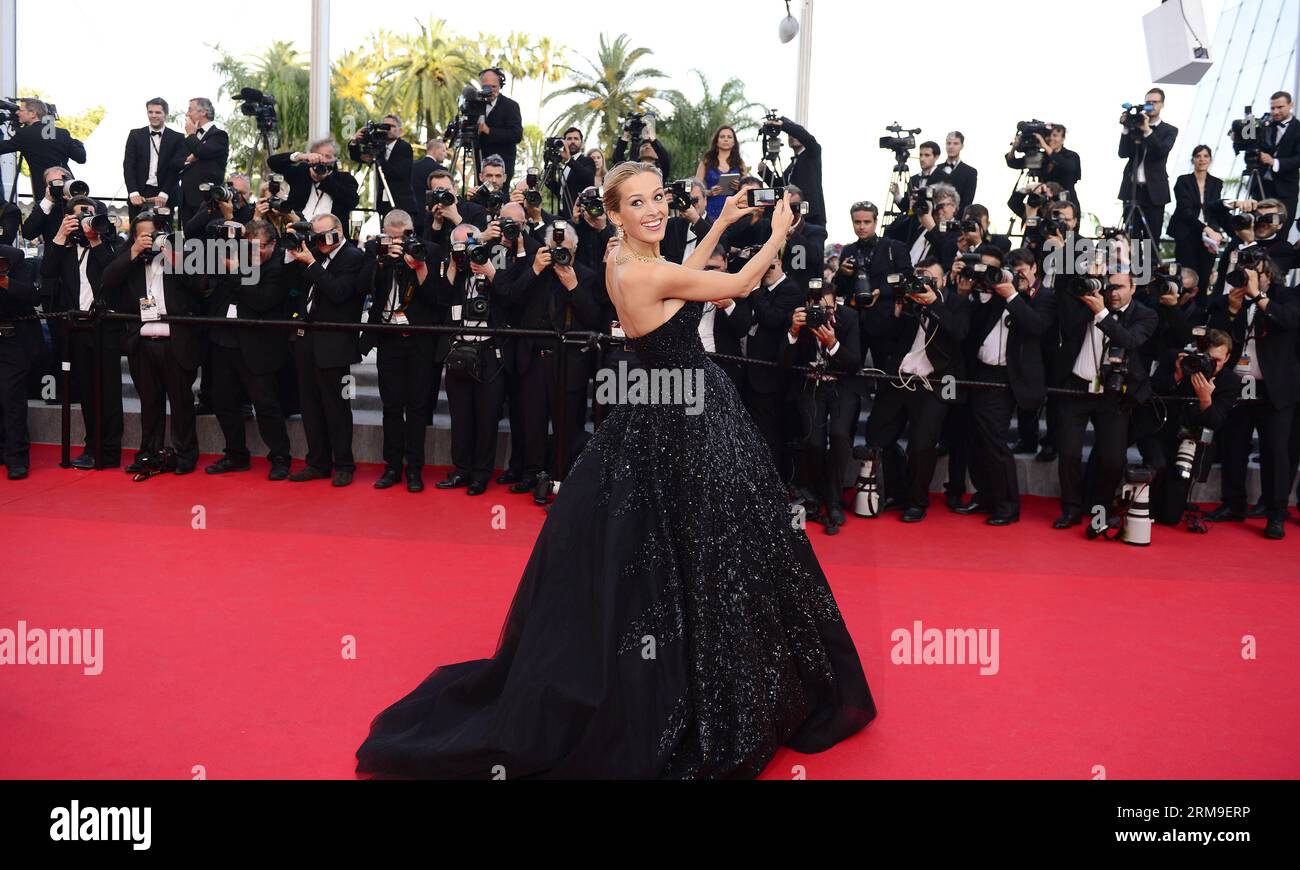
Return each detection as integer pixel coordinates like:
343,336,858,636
139,297,160,322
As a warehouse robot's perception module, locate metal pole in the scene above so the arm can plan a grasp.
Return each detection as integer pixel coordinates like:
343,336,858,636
0,0,17,198
309,0,331,143
793,0,814,126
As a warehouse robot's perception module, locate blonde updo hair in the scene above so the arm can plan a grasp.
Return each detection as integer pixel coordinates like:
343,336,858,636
602,161,664,217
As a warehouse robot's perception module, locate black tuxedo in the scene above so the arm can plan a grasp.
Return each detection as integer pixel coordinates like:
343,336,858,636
477,95,524,182
123,126,186,218
0,123,86,200
349,137,417,217
265,152,361,230
778,118,825,227
179,125,230,222
1118,120,1178,239
935,161,977,213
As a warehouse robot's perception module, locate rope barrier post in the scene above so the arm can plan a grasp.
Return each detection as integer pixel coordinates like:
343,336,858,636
59,325,72,468
91,316,104,470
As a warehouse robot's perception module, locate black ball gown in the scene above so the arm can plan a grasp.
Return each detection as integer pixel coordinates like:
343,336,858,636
356,299,876,779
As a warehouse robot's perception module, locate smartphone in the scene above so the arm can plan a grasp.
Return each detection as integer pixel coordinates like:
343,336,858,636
717,172,740,195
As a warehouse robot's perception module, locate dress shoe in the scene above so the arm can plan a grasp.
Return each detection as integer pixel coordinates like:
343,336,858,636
331,470,354,487
953,499,993,516
1035,447,1057,463
1246,503,1268,519
1265,518,1286,540
1052,512,1082,529
901,507,927,523
496,470,521,485
509,475,538,494
1205,504,1245,522
406,473,425,493
8,466,28,480
205,457,251,474
71,453,96,470
1011,441,1038,455
289,466,330,482
467,481,487,496
374,468,401,489
986,511,1020,526
268,463,291,482
436,472,469,490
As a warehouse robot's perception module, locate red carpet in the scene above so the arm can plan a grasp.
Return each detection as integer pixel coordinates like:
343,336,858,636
2,444,1297,780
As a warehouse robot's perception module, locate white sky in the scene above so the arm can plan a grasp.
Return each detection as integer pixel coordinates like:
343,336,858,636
11,0,1228,236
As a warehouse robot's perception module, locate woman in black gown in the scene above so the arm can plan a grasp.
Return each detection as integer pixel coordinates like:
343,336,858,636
1170,144,1231,292
356,162,876,779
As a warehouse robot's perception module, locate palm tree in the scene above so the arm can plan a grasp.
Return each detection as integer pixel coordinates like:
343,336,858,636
374,18,475,141
542,33,665,152
655,71,761,178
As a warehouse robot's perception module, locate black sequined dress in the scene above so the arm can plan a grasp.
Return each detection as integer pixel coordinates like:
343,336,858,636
356,300,876,779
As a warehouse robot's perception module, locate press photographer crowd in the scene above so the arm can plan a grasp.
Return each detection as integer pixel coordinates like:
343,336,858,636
3,74,1300,543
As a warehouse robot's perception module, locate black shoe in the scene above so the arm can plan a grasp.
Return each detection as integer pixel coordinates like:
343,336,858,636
987,511,1020,526
509,475,538,494
945,493,965,511
901,507,926,523
268,463,291,481
436,472,469,490
205,457,251,474
953,499,993,516
1035,447,1057,463
374,468,401,489
8,466,28,480
467,481,487,496
1246,503,1268,519
496,470,521,485
332,470,354,487
406,473,425,493
1206,504,1245,522
174,463,196,476
71,453,96,470
1052,512,1082,529
289,466,330,482
1011,441,1037,455
1265,518,1286,540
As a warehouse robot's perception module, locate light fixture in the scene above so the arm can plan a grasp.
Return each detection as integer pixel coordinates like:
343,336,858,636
779,0,799,43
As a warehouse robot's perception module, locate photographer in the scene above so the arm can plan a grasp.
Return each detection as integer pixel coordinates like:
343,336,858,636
885,181,960,270
183,172,255,239
284,213,367,487
348,115,418,219
424,169,489,254
267,139,360,230
1052,270,1157,531
862,256,971,523
781,280,863,535
475,68,524,183
1005,123,1081,209
935,132,978,216
960,247,1054,525
0,244,41,478
360,210,438,493
500,219,603,493
430,222,514,495
122,98,185,222
101,217,208,475
40,197,127,469
203,220,292,480
0,98,86,201
179,98,230,226
1259,91,1300,225
834,201,912,374
1205,253,1299,539
547,127,597,214
1117,87,1178,240
661,178,713,265
1131,329,1240,525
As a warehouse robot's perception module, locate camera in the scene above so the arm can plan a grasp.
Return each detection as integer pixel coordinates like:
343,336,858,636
524,167,543,208
282,220,316,251
547,221,572,266
237,86,277,133
426,187,456,209
577,186,605,217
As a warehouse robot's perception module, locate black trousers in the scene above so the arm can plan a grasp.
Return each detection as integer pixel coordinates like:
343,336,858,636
293,338,354,473
129,337,198,464
1222,386,1295,518
68,325,124,464
444,343,506,484
519,350,587,479
969,363,1020,514
1056,379,1132,517
865,385,949,510
376,334,435,473
793,379,859,509
211,343,290,465
1122,186,1166,240
0,336,34,467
